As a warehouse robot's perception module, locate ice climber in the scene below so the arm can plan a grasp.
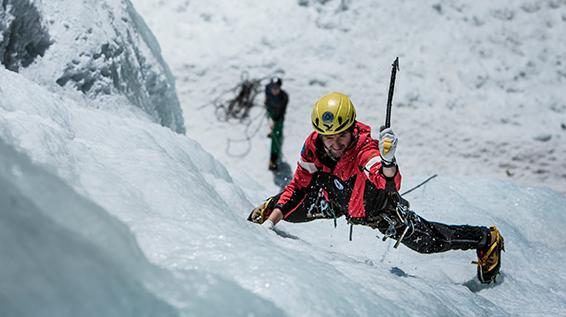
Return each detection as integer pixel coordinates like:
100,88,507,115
248,92,504,284
264,76,289,171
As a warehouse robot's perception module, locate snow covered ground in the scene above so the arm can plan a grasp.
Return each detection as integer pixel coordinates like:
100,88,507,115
131,0,566,194
2,0,566,316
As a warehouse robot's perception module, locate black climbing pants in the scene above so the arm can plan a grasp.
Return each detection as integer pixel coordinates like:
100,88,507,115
367,215,489,253
267,173,489,253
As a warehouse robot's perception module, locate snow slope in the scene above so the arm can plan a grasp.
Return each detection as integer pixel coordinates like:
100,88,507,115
131,0,566,193
0,67,283,316
2,57,566,316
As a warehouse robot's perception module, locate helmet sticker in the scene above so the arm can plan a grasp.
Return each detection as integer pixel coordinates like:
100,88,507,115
322,111,334,123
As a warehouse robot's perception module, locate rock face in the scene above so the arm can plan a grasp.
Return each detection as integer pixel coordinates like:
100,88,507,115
0,0,185,134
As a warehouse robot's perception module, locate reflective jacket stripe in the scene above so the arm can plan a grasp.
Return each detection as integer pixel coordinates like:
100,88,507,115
363,156,381,177
299,159,318,174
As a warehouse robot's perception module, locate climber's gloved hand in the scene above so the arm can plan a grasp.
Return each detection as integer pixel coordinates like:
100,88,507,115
378,127,398,165
261,219,275,230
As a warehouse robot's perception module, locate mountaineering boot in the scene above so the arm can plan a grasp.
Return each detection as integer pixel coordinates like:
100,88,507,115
476,226,505,284
268,160,278,171
268,153,279,171
247,197,275,224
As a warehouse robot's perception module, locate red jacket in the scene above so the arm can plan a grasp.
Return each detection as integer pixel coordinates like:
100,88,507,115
276,121,402,220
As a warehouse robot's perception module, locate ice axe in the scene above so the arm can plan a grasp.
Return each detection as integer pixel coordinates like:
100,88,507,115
379,57,399,158
383,57,408,248
384,57,399,129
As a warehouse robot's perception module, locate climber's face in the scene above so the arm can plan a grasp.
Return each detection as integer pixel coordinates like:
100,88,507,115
321,130,353,159
271,85,281,96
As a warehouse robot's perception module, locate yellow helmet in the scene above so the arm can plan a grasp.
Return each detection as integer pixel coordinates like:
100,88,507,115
311,92,357,135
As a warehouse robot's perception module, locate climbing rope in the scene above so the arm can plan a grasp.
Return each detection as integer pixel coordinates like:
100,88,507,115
200,70,284,158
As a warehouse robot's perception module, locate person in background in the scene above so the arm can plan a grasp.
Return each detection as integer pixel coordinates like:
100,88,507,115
264,76,289,171
249,92,504,284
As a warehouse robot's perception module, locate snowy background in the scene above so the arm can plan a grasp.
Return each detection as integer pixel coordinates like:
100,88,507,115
1,0,566,316
131,0,566,194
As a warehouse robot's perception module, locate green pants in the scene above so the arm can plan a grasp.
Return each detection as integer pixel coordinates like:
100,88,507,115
270,119,284,162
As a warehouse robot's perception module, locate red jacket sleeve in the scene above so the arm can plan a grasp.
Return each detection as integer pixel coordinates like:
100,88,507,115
275,136,318,213
357,138,401,191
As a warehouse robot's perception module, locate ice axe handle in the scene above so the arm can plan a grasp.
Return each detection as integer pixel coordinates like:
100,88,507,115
385,57,400,129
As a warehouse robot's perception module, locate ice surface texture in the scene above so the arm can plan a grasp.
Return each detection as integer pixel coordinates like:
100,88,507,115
0,0,184,133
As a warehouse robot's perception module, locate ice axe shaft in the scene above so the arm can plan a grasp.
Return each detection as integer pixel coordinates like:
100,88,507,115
385,57,400,129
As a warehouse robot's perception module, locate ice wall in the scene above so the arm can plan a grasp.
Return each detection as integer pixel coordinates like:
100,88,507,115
0,0,185,133
0,139,179,317
0,67,284,317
